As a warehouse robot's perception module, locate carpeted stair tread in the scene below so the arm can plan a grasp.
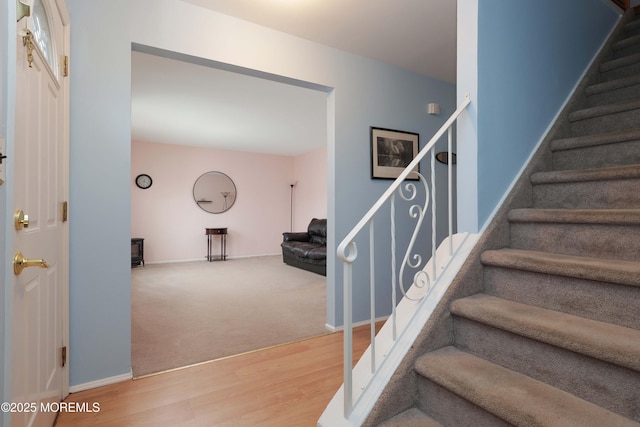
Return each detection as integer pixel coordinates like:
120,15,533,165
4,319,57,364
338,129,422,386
613,33,640,53
414,347,640,427
378,408,444,427
507,208,640,225
368,12,640,425
585,73,640,96
625,17,640,34
568,98,640,123
600,52,640,74
481,248,640,288
530,163,640,184
451,294,640,373
550,128,640,152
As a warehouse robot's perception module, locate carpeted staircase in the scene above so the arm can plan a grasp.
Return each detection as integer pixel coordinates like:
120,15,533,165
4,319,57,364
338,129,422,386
367,10,640,427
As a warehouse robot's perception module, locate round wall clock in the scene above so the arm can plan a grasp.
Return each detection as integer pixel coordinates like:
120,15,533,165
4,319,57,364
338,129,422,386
135,174,152,189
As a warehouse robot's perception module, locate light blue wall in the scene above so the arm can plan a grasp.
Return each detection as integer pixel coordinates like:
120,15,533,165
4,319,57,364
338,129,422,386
66,1,134,387
332,66,456,325
66,0,455,386
458,0,619,232
474,0,619,227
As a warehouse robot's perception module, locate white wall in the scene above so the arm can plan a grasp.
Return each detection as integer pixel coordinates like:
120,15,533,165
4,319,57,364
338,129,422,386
66,0,455,387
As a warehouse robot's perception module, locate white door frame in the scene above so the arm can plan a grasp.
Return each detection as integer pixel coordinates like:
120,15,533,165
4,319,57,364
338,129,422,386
2,4,22,426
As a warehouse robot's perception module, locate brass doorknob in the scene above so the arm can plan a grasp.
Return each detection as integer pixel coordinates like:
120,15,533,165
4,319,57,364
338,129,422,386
13,252,49,275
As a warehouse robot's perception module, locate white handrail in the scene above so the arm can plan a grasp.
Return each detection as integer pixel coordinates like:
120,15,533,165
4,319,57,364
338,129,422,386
337,93,471,417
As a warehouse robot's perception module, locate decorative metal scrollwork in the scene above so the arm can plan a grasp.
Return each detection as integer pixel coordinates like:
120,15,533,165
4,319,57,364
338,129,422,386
21,29,35,68
397,172,433,301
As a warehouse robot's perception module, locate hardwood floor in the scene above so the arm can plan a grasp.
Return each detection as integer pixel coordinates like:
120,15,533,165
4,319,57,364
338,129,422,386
55,324,379,427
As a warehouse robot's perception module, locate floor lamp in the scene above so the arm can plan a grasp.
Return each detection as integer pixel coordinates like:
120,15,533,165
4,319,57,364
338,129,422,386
289,182,296,232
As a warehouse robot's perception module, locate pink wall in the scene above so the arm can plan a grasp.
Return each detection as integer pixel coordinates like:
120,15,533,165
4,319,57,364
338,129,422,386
132,140,327,262
292,146,327,232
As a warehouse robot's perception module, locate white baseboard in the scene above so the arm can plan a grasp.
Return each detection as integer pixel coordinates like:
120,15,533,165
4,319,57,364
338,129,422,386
145,253,281,265
145,258,204,265
69,371,132,393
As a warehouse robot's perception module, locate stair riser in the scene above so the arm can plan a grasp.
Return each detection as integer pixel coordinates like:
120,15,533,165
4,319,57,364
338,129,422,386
509,222,640,262
532,179,640,209
374,14,640,424
626,26,640,38
552,140,640,170
376,407,444,427
614,41,640,58
601,61,640,81
570,107,640,137
587,83,640,107
378,409,444,427
483,266,640,330
453,317,640,422
415,378,512,427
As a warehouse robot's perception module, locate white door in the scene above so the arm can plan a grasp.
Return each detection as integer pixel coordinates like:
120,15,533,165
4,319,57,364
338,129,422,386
12,0,69,426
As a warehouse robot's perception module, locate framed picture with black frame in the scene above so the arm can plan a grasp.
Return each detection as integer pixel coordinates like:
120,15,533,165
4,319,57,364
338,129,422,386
370,127,420,180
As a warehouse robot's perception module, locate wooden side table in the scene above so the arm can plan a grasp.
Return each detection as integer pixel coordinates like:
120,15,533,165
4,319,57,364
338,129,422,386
206,228,228,261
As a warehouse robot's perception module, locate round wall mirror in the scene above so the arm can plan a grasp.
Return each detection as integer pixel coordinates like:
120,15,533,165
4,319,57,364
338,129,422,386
193,171,237,214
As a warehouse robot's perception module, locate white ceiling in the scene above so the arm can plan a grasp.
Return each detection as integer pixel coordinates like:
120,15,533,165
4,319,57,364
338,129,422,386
181,0,457,83
131,0,457,156
131,51,329,156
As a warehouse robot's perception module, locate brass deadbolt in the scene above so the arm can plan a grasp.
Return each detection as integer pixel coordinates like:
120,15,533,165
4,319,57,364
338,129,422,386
14,210,29,230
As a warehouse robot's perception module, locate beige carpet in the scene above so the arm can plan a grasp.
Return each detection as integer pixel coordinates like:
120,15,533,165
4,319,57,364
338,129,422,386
131,255,328,377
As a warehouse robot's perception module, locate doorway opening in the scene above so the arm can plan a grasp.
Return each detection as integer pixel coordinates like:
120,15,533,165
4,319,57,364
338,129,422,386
129,46,333,377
